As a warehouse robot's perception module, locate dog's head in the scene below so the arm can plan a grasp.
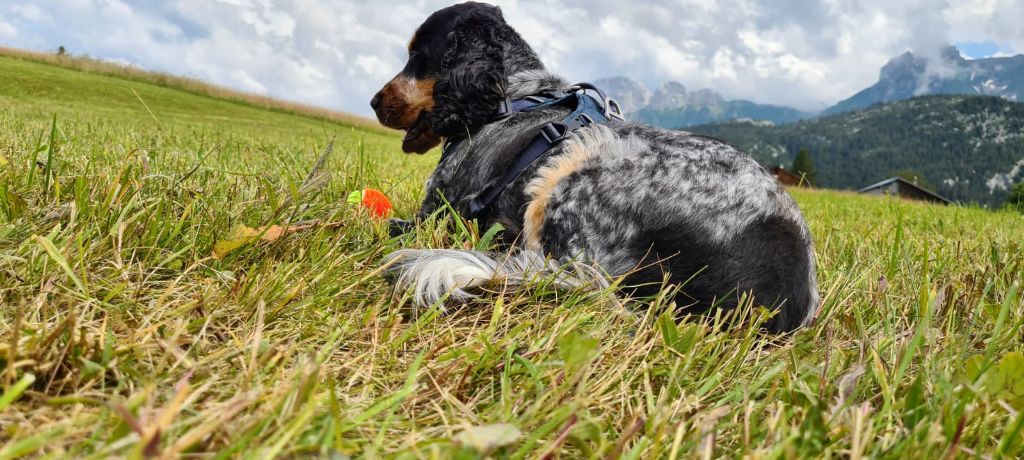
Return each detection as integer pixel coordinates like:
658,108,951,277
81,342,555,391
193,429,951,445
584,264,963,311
370,2,514,153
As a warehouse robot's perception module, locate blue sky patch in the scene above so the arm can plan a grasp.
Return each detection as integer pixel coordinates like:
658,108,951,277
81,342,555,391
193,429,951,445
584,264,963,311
955,41,1016,59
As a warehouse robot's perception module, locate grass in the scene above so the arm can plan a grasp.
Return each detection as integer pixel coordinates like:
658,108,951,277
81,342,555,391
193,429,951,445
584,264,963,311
0,47,385,134
1,53,1023,459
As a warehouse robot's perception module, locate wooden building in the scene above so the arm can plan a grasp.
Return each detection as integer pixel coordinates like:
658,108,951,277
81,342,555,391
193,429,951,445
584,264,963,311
769,166,807,187
858,177,954,205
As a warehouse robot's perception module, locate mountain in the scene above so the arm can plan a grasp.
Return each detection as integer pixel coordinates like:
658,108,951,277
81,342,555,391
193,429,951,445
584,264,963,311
824,46,1024,116
688,95,1024,206
593,77,813,128
595,45,1024,126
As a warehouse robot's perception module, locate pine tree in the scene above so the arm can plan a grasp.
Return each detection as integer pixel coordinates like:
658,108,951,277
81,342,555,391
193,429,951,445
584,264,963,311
791,149,816,186
1007,181,1024,212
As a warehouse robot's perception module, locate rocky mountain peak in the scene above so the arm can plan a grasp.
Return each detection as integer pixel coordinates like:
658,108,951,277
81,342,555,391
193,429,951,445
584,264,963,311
879,46,964,81
826,45,1024,115
690,88,725,106
879,51,925,80
648,81,690,111
592,77,810,127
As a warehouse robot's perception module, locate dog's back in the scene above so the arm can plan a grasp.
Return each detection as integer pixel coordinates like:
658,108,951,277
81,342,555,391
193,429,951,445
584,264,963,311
525,124,819,332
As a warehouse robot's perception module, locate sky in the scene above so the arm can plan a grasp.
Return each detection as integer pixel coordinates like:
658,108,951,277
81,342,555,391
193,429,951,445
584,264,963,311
2,0,1022,116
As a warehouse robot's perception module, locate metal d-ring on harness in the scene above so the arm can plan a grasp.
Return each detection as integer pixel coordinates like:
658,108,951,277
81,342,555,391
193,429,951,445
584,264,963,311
460,83,625,218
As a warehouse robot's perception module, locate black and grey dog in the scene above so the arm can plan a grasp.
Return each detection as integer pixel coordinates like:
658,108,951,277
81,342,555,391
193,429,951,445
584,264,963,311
370,2,819,332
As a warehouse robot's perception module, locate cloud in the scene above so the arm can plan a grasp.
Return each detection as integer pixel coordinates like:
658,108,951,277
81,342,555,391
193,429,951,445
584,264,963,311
1,0,1021,115
945,0,1024,55
9,4,52,23
0,19,16,40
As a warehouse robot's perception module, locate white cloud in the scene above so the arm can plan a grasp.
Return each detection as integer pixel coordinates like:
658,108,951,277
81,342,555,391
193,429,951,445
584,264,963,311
945,0,1024,53
9,4,52,23
0,0,1021,115
239,1,296,37
0,19,16,39
355,55,390,79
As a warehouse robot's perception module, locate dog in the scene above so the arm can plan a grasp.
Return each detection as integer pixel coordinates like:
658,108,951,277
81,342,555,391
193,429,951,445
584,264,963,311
370,2,819,333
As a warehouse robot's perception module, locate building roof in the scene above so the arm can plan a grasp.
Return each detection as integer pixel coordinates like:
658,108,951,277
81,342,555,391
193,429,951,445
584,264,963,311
770,166,798,176
857,177,955,205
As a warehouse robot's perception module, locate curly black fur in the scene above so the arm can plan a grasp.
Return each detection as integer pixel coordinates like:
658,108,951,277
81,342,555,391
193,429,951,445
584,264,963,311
428,5,509,138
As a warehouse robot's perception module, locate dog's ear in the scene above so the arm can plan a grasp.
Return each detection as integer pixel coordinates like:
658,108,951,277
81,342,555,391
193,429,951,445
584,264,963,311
428,5,507,138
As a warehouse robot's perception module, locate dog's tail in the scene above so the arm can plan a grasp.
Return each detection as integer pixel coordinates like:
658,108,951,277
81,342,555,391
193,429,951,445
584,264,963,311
382,249,608,307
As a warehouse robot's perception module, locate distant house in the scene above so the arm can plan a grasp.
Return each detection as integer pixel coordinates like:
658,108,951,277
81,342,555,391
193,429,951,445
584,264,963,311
858,177,954,205
769,166,807,187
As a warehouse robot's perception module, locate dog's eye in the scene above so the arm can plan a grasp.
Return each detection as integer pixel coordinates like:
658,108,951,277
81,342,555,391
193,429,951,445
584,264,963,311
407,52,429,75
403,49,435,78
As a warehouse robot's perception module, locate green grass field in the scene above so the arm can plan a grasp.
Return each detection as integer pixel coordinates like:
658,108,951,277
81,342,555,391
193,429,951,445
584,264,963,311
1,53,1023,459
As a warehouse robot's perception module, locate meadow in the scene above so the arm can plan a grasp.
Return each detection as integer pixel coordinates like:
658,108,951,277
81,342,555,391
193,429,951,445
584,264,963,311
1,52,1022,459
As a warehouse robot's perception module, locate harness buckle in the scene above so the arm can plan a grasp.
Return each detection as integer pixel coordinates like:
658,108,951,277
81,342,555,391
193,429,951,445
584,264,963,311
540,122,568,144
576,113,595,126
568,83,625,121
493,98,513,119
604,98,625,121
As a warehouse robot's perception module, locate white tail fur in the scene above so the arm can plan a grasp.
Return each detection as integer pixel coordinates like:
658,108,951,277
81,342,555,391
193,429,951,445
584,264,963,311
382,249,608,308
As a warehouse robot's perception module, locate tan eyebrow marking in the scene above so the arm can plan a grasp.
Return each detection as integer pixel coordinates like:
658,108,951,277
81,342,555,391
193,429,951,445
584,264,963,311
408,30,419,52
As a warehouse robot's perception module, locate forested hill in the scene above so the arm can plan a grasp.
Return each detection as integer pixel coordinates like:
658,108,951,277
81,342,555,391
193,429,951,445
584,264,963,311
688,95,1024,206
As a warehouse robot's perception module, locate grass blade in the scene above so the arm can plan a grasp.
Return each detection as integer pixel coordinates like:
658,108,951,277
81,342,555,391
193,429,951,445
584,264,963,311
33,235,87,294
0,373,35,412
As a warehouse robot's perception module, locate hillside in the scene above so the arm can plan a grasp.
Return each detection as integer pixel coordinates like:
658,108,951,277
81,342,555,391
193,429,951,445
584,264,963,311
0,46,385,133
595,77,812,128
690,94,1024,206
2,53,1024,458
825,46,1024,116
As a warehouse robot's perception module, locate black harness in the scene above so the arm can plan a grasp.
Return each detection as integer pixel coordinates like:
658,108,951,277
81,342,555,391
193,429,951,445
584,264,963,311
441,83,624,219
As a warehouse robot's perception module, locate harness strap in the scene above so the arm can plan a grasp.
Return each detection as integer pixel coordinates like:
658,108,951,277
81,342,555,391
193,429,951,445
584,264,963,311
467,106,594,217
438,84,623,219
465,86,623,218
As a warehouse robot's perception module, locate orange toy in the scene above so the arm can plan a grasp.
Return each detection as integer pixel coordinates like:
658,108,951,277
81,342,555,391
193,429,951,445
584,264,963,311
347,188,393,218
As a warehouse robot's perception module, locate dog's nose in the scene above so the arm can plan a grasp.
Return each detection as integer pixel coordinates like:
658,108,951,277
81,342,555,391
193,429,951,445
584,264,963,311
370,92,383,111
